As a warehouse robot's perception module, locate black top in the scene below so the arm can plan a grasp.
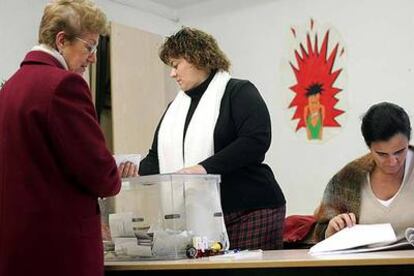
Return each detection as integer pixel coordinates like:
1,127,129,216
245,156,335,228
139,73,285,213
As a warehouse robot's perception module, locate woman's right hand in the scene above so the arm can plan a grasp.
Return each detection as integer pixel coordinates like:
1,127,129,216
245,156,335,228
325,212,356,238
118,161,138,178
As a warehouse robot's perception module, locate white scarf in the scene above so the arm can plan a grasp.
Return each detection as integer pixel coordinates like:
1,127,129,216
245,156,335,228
158,71,231,173
31,44,69,70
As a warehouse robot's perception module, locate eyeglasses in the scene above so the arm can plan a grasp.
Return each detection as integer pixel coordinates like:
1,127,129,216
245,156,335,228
75,37,98,55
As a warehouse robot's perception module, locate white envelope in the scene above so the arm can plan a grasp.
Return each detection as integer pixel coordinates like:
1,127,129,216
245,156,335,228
113,154,141,167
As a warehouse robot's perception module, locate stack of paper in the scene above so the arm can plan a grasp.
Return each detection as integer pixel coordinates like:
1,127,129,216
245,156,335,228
309,223,402,255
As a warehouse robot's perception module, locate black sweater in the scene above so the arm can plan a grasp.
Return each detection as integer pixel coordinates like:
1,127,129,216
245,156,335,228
139,74,285,213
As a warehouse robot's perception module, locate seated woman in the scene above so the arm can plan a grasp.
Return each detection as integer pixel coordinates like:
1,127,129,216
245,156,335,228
314,102,414,241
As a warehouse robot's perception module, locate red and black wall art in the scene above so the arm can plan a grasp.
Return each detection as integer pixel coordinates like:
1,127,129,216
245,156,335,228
287,19,346,141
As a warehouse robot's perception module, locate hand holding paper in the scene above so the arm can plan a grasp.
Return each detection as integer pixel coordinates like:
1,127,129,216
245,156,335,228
325,212,357,238
114,154,141,178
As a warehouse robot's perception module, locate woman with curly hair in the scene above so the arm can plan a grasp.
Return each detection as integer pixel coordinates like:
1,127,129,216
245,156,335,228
139,27,286,250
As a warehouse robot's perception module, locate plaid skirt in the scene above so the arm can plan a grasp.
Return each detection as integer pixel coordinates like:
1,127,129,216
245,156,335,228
224,205,286,250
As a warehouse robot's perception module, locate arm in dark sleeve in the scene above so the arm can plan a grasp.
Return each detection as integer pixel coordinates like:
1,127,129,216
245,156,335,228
200,81,272,174
138,123,160,175
49,74,121,197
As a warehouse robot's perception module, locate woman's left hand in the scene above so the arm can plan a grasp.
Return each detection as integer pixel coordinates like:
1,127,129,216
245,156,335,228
177,165,207,174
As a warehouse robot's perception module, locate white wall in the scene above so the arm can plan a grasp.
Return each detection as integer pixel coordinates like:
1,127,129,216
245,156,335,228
0,0,177,80
0,0,47,81
96,0,177,36
178,0,414,215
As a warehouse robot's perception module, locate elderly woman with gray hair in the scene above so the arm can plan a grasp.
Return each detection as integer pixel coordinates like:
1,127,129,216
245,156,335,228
0,1,135,275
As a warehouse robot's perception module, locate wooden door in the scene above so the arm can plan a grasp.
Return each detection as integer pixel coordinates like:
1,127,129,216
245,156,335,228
110,22,176,155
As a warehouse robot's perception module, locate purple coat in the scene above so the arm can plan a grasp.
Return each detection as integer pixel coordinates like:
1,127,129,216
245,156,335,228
0,51,121,276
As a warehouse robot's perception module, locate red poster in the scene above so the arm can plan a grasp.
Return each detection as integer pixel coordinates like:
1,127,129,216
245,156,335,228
285,19,347,141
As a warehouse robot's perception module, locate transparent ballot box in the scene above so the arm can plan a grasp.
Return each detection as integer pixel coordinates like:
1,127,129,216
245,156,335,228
100,174,229,260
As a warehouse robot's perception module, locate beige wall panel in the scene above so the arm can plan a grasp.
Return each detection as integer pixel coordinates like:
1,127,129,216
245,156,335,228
111,22,176,155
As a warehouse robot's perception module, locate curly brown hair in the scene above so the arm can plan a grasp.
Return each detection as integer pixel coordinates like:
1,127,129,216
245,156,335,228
38,0,108,48
159,27,230,72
